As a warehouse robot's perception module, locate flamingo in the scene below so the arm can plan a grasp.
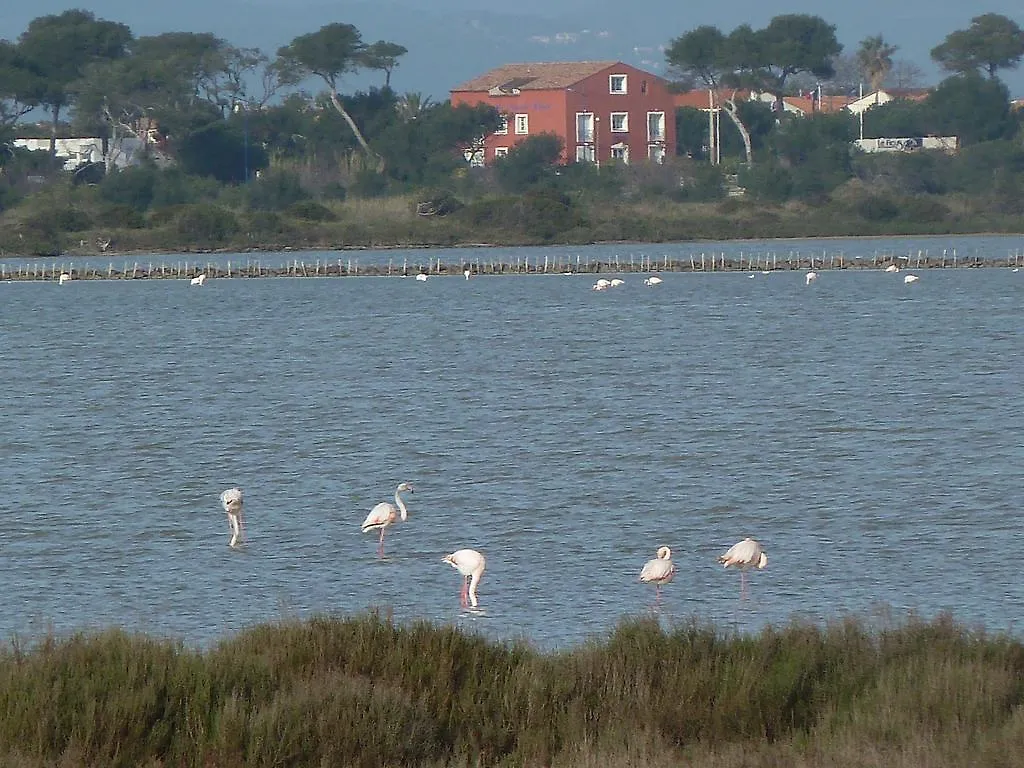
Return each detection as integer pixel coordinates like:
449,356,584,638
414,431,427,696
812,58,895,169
464,268,472,280
643,276,663,286
415,273,429,282
639,546,676,603
592,278,611,291
443,549,486,608
190,274,207,286
904,274,919,284
609,278,625,287
805,271,818,285
718,538,768,599
884,264,900,273
361,482,413,557
58,273,71,285
220,488,244,548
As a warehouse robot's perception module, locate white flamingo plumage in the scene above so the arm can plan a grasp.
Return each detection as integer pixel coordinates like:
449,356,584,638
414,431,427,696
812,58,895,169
718,538,768,599
190,274,207,286
639,546,676,603
415,273,428,282
884,264,900,273
58,273,71,285
609,278,625,287
220,488,244,548
593,278,611,291
904,274,919,283
443,548,486,608
361,482,413,557
643,276,663,286
805,271,818,285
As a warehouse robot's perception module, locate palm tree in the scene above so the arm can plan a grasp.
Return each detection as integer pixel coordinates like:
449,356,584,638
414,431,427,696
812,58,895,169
396,92,433,122
857,35,899,93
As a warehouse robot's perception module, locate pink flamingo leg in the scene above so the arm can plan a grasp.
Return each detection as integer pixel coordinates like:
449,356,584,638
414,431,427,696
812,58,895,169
740,571,749,601
460,577,469,607
378,529,385,558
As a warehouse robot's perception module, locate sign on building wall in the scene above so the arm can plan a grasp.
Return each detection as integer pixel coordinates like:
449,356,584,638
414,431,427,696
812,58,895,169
854,137,958,153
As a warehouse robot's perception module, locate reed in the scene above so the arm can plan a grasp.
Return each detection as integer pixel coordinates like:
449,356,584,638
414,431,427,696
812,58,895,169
0,612,1022,767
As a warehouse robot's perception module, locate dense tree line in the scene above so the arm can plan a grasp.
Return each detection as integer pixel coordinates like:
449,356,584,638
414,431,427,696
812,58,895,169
0,10,1022,253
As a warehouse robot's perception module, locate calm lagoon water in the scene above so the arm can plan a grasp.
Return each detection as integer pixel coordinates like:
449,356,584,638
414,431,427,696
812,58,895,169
1,241,1022,650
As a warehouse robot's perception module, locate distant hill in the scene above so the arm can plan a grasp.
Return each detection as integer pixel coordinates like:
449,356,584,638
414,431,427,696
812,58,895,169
4,0,1023,99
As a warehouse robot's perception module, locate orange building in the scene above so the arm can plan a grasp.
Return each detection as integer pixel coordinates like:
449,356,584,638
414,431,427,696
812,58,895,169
450,61,676,166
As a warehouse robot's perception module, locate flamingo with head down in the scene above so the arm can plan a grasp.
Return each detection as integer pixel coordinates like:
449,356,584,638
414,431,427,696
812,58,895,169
443,548,486,607
220,488,244,548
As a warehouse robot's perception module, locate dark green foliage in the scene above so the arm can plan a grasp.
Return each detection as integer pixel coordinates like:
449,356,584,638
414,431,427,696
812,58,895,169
245,169,310,211
171,204,238,242
174,119,268,183
739,162,794,202
285,200,337,221
927,72,1018,145
855,194,901,221
495,133,564,193
351,167,390,197
94,203,145,228
99,164,158,210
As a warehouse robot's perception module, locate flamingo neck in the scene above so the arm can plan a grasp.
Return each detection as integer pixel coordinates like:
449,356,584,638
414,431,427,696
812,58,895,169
395,490,408,521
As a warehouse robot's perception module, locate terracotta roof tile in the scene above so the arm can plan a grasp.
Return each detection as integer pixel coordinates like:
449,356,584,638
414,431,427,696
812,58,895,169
451,61,621,92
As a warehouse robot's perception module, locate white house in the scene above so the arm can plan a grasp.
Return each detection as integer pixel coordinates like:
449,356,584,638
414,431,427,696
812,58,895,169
13,136,149,172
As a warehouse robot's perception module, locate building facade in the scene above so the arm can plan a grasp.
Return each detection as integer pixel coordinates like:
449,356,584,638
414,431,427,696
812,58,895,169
450,61,676,167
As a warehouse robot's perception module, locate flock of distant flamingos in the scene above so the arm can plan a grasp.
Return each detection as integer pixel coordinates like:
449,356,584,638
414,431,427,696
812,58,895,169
217,484,768,609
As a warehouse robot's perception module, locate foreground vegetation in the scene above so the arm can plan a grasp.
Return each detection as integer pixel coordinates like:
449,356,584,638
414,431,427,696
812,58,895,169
1,612,1023,767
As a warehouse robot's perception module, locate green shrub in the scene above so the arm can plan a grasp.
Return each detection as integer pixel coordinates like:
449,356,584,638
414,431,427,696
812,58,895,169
285,200,337,222
172,204,239,242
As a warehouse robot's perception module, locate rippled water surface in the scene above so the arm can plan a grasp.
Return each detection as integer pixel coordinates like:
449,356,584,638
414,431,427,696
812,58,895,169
1,252,1022,649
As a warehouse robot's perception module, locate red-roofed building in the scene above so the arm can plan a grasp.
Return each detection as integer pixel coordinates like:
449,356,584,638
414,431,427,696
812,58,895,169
450,61,676,166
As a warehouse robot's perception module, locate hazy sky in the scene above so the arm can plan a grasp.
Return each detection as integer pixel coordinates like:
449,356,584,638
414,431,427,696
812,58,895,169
4,0,1023,98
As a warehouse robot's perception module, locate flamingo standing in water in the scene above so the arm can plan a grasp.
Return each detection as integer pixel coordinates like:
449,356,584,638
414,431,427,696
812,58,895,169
718,538,768,599
361,482,413,557
639,546,676,603
904,274,919,284
220,488,244,548
443,549,486,608
190,274,207,286
643,276,663,286
805,271,818,285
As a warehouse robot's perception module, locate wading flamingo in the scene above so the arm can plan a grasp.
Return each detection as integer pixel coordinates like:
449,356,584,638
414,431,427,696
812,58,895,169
904,274,919,284
643,276,663,286
884,264,900,273
609,278,625,287
415,273,429,282
220,488,244,548
639,546,676,603
443,549,486,608
592,278,611,291
361,482,413,557
805,271,818,285
58,273,71,285
464,268,471,280
190,274,207,286
718,538,767,600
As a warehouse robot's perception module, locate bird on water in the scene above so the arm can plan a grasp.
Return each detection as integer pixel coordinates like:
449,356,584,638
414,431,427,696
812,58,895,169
718,537,768,599
361,482,414,557
220,488,244,548
443,548,486,608
639,546,676,603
